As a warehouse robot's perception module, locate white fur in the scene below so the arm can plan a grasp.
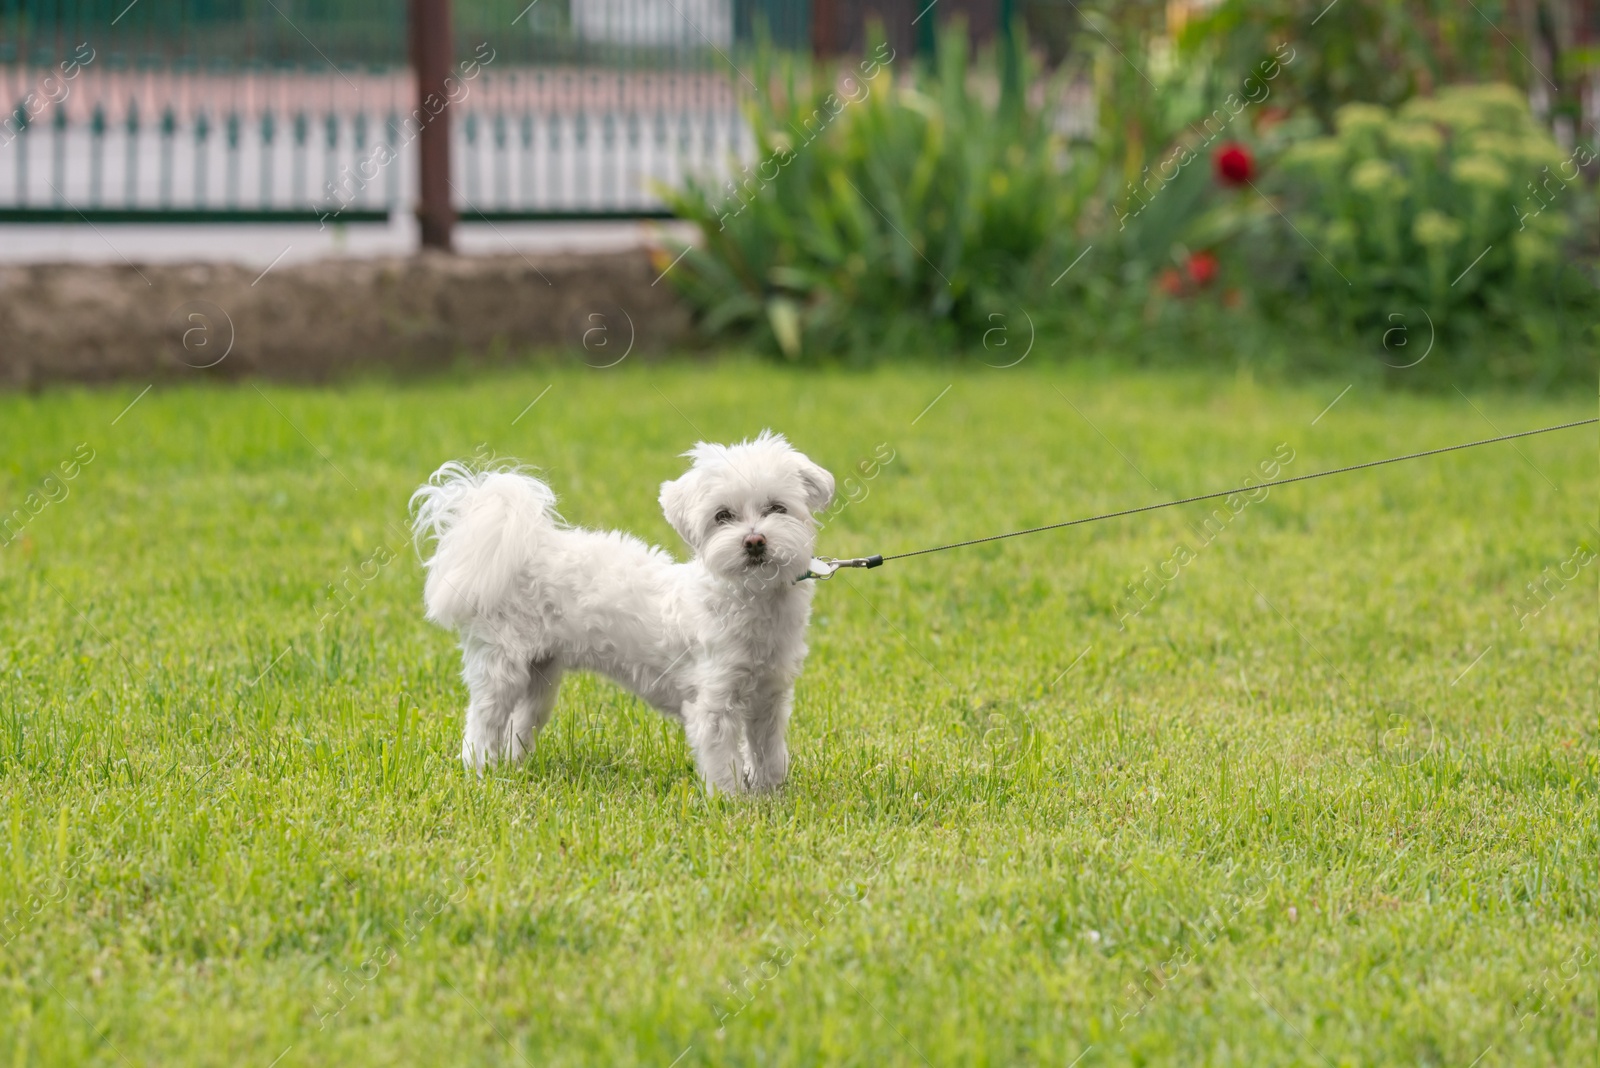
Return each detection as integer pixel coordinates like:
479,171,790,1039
410,431,835,794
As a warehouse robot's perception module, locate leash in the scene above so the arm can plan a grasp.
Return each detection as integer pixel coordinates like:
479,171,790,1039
797,416,1597,581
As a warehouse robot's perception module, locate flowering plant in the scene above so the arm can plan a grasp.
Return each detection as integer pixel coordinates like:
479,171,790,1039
1273,83,1592,333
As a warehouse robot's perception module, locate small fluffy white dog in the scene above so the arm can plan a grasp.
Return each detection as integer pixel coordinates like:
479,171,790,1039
410,432,835,794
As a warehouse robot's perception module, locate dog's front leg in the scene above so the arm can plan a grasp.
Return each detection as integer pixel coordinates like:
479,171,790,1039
683,698,747,795
743,687,792,792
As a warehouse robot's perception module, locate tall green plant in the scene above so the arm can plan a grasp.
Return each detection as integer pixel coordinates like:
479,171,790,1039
659,23,1091,358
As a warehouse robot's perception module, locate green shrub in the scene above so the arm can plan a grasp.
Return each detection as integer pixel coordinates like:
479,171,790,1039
1272,83,1596,339
659,25,1091,359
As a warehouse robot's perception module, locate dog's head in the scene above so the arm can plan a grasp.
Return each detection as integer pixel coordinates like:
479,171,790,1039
659,431,834,588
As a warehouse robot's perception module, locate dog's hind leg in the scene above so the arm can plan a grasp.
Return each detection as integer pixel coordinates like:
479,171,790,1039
508,658,563,761
459,638,537,772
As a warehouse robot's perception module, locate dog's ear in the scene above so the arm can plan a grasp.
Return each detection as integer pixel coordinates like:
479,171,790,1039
659,472,700,547
796,458,835,513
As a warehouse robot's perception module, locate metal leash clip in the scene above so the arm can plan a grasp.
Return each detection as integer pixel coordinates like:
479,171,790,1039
796,555,884,583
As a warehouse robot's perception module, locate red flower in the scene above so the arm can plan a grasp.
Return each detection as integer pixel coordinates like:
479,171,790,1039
1214,142,1254,186
1186,250,1219,287
1156,268,1185,296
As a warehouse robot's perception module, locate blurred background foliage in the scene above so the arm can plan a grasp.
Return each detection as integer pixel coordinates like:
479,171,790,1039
662,1,1598,387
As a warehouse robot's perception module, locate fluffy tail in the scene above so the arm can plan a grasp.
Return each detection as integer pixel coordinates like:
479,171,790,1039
410,461,558,628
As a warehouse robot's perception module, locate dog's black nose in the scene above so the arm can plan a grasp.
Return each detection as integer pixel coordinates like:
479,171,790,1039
743,532,767,556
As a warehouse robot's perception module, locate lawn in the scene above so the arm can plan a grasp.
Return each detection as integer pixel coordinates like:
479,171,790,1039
0,359,1593,1066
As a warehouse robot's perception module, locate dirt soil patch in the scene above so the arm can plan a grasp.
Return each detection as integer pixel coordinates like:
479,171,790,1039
0,251,692,388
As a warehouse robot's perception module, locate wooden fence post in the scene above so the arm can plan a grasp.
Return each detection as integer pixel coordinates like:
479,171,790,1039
409,0,455,250
811,0,836,59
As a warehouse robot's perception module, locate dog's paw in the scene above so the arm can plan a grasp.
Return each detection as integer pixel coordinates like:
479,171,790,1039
743,770,787,795
461,739,495,775
701,769,749,798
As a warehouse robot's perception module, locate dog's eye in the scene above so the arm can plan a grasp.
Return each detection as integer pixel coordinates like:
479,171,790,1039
714,508,735,524
763,502,787,516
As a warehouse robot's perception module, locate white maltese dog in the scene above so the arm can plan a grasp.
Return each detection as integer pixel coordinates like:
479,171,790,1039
411,431,835,794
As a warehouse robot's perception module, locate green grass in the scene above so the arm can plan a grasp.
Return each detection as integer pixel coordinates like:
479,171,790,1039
0,359,1594,1066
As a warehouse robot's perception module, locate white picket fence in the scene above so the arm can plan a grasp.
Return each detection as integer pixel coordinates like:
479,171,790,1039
0,64,748,217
